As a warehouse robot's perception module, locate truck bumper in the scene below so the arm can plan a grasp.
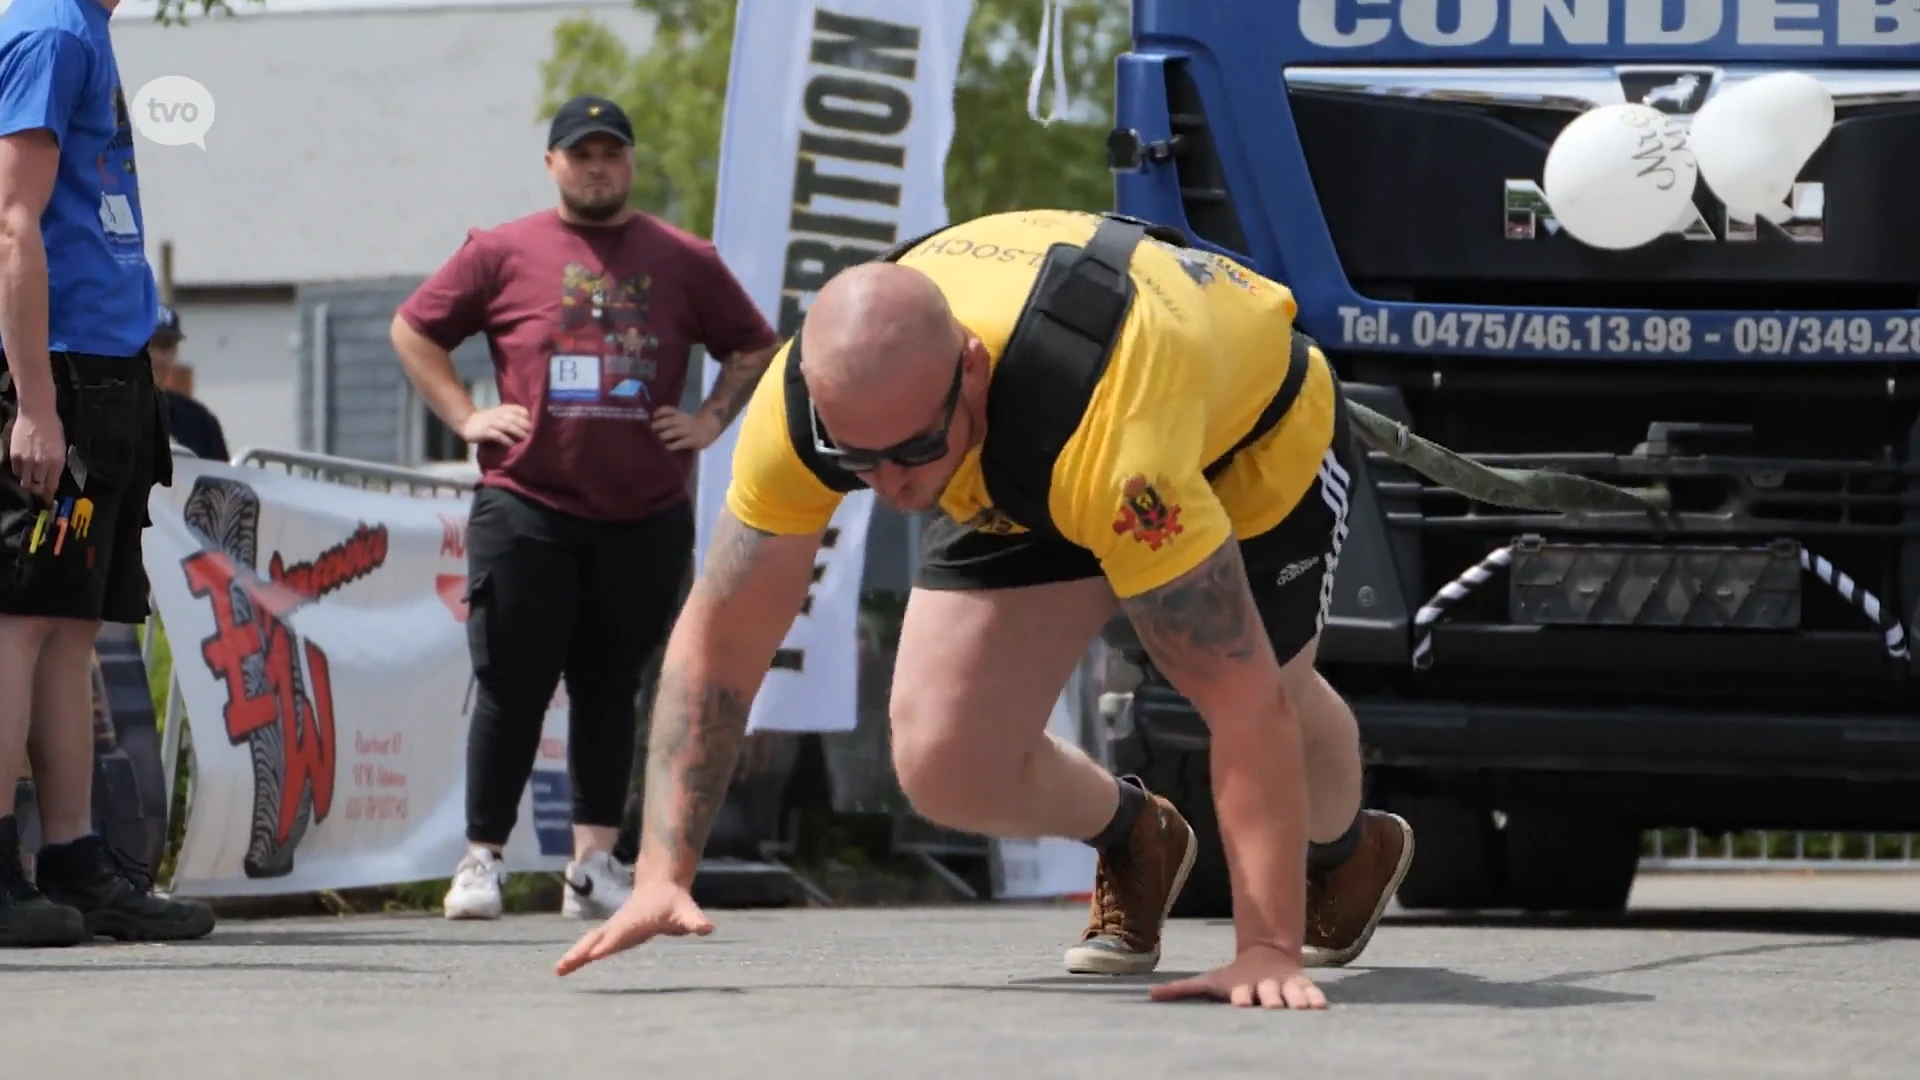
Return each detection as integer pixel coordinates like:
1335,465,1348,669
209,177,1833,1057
1119,681,1920,782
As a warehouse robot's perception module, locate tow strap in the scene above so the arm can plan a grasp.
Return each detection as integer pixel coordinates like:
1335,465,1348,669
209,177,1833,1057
1342,400,1665,515
789,212,1667,520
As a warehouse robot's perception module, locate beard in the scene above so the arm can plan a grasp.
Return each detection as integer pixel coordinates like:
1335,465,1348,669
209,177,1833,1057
561,186,629,222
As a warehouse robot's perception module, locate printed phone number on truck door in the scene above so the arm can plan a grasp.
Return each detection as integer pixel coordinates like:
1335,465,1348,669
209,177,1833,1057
1334,306,1920,359
1336,306,1698,356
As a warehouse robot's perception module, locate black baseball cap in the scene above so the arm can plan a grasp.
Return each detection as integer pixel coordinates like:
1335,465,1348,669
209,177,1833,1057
548,95,635,150
152,304,184,343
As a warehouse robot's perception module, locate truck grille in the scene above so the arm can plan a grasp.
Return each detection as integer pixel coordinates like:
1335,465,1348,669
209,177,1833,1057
1287,80,1920,309
1349,356,1920,644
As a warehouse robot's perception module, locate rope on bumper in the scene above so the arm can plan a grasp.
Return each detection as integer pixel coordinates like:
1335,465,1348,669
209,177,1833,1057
1406,545,1911,670
1409,546,1512,670
1345,403,1911,670
1800,549,1911,661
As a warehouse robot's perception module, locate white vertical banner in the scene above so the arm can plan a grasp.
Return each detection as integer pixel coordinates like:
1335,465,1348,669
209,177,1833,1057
697,0,973,734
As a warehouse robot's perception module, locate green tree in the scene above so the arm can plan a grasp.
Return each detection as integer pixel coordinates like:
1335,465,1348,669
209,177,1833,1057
539,0,1130,237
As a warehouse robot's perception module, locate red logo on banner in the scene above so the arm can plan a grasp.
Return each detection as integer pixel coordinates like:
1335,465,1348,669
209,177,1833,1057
437,513,469,622
175,475,393,880
267,523,389,599
184,551,342,859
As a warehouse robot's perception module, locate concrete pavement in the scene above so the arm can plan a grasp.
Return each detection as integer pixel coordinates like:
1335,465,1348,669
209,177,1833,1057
5,872,1919,1079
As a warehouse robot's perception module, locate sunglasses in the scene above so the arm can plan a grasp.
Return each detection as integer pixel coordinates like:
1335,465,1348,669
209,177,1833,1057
810,349,965,473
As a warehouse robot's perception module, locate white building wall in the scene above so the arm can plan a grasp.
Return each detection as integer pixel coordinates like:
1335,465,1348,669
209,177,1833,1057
173,296,302,456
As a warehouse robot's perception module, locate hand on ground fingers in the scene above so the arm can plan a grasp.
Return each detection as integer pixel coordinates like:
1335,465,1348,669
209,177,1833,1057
1148,945,1329,1010
554,882,714,977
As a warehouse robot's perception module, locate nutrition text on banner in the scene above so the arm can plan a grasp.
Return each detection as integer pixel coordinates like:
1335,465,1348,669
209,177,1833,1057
694,0,974,735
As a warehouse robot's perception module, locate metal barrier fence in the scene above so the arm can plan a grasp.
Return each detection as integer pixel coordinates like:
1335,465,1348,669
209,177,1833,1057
1641,829,1920,872
228,445,477,499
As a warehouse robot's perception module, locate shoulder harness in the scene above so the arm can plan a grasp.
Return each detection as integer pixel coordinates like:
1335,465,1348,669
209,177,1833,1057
783,213,1312,536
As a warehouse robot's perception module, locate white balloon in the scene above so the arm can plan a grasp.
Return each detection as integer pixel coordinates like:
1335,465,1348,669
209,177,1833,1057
1542,103,1699,251
1690,72,1833,224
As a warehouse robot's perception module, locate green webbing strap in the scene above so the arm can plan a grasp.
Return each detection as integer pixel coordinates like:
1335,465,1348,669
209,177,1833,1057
1344,400,1668,515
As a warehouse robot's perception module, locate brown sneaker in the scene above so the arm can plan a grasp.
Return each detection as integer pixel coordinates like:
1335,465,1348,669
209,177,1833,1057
1062,783,1198,975
1303,810,1414,968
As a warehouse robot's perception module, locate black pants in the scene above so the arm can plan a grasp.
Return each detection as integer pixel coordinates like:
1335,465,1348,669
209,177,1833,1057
462,486,692,847
0,352,170,624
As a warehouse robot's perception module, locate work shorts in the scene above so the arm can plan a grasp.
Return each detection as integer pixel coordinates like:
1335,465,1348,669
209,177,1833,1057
0,351,172,625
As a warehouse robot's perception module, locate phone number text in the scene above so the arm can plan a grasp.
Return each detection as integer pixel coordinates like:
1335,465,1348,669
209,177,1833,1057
1334,306,1920,359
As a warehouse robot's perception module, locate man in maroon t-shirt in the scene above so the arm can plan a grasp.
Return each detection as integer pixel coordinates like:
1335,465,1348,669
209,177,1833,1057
391,94,778,922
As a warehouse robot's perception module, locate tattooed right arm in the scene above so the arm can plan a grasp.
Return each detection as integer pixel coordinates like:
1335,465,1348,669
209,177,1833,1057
1119,539,1307,956
636,508,822,886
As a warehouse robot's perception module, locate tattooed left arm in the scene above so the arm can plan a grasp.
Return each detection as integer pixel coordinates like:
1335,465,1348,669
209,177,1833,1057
1118,539,1309,958
696,344,778,430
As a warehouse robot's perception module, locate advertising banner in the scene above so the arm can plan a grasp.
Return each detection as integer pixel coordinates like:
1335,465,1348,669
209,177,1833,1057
146,459,570,897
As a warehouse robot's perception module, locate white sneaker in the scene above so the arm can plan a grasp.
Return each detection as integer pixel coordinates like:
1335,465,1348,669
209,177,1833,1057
443,847,507,920
561,850,634,919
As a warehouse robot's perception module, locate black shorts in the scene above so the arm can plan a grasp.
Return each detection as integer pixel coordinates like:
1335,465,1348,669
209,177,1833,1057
915,387,1354,664
0,351,171,624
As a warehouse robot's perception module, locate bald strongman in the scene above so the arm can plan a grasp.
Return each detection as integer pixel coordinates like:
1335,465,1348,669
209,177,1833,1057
554,209,1414,1010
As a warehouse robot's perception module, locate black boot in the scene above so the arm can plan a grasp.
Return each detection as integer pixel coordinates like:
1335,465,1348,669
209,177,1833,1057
0,815,87,948
35,834,216,942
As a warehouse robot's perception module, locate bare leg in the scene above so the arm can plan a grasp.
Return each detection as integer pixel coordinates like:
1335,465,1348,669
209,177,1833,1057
571,824,618,858
888,578,1120,842
1280,635,1364,844
26,620,102,845
1287,633,1413,968
0,616,54,819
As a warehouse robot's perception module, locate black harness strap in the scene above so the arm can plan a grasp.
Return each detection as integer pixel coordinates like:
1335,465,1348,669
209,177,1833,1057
974,216,1150,533
1202,331,1314,483
781,212,1310,533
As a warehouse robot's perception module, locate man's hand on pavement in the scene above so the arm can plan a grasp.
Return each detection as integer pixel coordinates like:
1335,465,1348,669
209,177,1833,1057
554,880,714,976
1149,944,1328,1010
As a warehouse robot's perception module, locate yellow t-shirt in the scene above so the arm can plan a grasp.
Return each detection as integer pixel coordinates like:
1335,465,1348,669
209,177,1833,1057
725,209,1338,600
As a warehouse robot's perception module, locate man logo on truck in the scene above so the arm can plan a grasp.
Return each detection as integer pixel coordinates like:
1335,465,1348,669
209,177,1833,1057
1628,70,1711,113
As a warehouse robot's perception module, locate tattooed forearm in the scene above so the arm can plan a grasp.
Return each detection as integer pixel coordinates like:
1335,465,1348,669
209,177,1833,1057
698,346,776,427
639,667,753,877
635,509,803,879
703,511,773,600
635,508,821,879
1119,541,1261,682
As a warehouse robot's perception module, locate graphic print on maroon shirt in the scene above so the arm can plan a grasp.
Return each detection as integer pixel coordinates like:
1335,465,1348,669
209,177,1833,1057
399,210,776,522
549,262,662,419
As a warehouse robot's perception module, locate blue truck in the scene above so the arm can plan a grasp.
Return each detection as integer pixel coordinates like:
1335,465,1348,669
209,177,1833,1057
1099,0,1920,917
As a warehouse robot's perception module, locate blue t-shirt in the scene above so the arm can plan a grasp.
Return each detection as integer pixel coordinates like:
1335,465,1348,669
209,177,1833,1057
0,0,157,358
